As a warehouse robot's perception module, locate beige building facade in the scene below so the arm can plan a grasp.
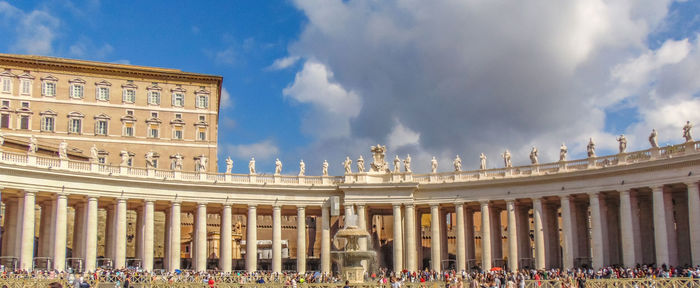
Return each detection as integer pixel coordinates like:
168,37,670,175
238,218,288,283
0,54,221,172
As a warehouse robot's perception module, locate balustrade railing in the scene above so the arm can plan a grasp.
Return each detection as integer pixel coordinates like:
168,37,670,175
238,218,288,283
0,140,697,186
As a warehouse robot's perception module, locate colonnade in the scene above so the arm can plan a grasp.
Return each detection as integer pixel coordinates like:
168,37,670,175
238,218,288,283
1,181,699,273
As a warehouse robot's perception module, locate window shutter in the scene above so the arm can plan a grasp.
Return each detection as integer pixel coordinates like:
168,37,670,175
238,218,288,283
41,82,45,96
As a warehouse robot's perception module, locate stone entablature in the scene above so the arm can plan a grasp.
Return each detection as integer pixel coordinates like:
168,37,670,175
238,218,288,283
0,140,698,187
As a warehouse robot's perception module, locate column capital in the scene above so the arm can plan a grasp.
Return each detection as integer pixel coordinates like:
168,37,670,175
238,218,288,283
297,205,306,210
23,190,37,196
170,201,182,206
56,193,68,200
355,203,366,209
619,190,631,197
117,198,128,203
504,198,516,204
248,204,257,209
197,202,208,207
392,203,402,208
272,204,281,210
404,203,415,208
587,191,600,198
685,181,698,189
430,203,440,208
87,196,98,202
479,200,490,206
559,195,571,201
454,202,464,208
144,199,155,204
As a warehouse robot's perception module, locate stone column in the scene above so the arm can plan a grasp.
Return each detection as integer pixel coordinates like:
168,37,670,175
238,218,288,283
466,208,476,265
142,200,155,271
560,196,574,269
104,207,114,261
357,204,368,270
2,199,19,258
589,193,605,269
652,186,670,266
135,208,143,266
219,204,232,272
195,203,207,272
480,201,492,271
246,205,257,272
52,194,68,271
533,198,545,270
455,203,466,272
506,200,518,272
272,205,282,273
114,198,128,269
39,201,53,258
687,182,700,266
430,204,441,272
72,203,85,260
392,204,403,271
84,197,98,272
321,204,331,274
169,202,181,272
619,190,637,267
404,204,417,272
297,206,306,273
19,191,36,270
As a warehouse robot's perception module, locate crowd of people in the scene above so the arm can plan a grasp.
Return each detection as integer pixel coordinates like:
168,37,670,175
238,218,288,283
0,264,699,287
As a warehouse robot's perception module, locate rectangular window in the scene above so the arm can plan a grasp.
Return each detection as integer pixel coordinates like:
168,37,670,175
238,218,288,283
173,129,183,140
70,84,84,99
196,95,208,108
152,159,158,169
2,78,11,93
127,158,133,167
172,93,184,107
21,101,29,108
20,115,29,129
98,156,106,164
41,117,55,132
123,89,135,103
199,115,206,122
151,112,158,118
1,114,9,128
175,113,182,119
68,118,82,134
97,87,110,101
148,91,160,105
1,100,8,107
149,127,159,138
123,123,134,137
126,110,134,116
198,129,206,141
21,80,31,95
96,120,108,135
42,82,56,97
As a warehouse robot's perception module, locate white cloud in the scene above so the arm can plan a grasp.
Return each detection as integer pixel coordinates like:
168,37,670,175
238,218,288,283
215,47,236,65
0,2,60,55
69,40,113,59
386,120,420,149
277,0,687,173
268,56,301,70
283,60,362,139
220,87,233,109
223,140,279,161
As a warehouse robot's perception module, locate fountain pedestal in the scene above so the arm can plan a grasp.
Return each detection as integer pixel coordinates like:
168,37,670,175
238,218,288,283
332,225,376,283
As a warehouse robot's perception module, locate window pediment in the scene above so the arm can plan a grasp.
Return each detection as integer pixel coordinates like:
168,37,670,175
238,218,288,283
0,106,12,112
195,88,210,95
16,107,32,114
194,120,208,127
147,83,162,91
146,117,161,124
0,69,15,77
67,111,85,118
41,75,58,81
17,71,34,79
94,113,111,120
69,78,86,84
95,80,112,86
171,86,186,93
122,82,138,89
170,118,186,125
40,109,57,116
121,115,137,122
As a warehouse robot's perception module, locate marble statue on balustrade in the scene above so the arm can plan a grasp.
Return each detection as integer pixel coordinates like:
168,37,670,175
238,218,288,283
649,129,659,148
587,138,596,157
431,156,438,173
90,145,99,162
370,144,390,173
120,150,130,166
58,140,68,159
453,155,462,172
560,143,568,161
225,157,233,173
28,135,37,154
357,156,365,173
393,155,401,173
404,154,412,172
530,147,538,164
171,154,183,171
503,150,512,168
683,120,693,142
617,134,627,153
274,158,282,175
145,151,155,168
343,156,352,174
198,156,208,172
322,160,329,176
480,153,487,170
299,159,305,176
249,157,256,174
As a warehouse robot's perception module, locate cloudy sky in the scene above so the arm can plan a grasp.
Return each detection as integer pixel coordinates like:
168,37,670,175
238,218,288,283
1,0,699,174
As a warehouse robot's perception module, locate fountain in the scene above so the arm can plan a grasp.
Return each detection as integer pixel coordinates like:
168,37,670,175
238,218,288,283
331,213,377,283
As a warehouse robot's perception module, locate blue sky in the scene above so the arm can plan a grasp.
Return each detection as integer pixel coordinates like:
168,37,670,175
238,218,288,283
1,0,699,174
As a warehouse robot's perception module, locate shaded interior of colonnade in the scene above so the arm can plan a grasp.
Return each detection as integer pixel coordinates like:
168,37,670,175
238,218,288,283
0,183,695,272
